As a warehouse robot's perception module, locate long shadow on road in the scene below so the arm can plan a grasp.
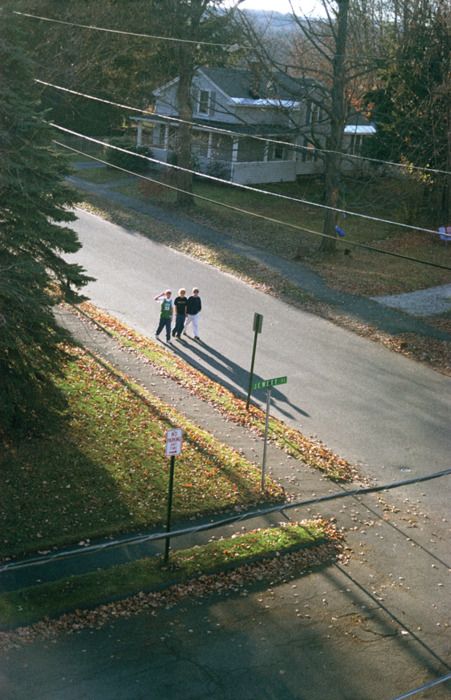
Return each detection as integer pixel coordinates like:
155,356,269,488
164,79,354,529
71,175,451,343
171,338,310,422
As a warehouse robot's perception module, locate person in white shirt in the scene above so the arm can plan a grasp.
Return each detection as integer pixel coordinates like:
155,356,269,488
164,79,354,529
183,288,202,340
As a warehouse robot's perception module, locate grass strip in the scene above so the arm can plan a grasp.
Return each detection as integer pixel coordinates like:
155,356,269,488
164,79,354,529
0,521,340,630
75,302,355,482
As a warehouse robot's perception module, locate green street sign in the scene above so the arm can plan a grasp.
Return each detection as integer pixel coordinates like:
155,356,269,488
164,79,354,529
252,376,287,391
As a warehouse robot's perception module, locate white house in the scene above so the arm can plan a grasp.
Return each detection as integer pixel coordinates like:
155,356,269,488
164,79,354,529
133,66,375,185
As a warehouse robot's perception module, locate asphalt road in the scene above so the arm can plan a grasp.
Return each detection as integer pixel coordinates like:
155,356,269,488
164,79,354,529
1,206,450,700
68,208,451,501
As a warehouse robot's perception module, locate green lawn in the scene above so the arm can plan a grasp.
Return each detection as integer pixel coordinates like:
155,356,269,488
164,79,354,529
0,349,283,560
0,522,337,628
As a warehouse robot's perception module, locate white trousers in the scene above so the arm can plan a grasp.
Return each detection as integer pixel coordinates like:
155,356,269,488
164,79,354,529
184,313,200,337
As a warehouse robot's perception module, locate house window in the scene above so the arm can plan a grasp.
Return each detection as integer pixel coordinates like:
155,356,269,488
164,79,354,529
302,138,317,162
192,131,209,158
349,134,363,155
269,143,287,160
237,138,265,162
309,103,322,127
211,134,233,161
168,127,179,150
152,124,166,148
197,90,215,116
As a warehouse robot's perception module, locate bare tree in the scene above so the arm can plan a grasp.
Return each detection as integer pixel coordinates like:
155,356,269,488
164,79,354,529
239,0,379,254
149,0,241,206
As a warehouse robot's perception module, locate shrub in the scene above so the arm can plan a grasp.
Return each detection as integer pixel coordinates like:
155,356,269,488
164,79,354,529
105,136,153,173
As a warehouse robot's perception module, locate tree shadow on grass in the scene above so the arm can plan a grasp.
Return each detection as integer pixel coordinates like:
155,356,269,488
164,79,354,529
90,353,285,510
0,430,134,564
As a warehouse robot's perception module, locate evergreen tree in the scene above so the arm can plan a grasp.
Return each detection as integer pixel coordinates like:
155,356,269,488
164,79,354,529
0,19,90,439
364,0,450,222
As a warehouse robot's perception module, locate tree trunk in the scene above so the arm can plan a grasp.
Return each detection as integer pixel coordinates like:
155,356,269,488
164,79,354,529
441,92,451,223
175,46,195,207
319,0,349,254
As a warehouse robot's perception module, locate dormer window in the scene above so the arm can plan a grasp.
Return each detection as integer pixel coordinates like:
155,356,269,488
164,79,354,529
197,90,215,116
309,103,322,126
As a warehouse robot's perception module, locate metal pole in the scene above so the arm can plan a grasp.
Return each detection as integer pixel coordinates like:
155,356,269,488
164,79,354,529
246,328,259,410
261,387,271,490
164,455,176,563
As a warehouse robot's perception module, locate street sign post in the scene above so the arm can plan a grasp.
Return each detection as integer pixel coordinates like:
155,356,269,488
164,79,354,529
246,313,264,410
164,429,183,563
252,377,288,489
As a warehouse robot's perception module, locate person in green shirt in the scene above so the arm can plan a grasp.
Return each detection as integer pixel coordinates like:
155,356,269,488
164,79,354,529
154,289,173,343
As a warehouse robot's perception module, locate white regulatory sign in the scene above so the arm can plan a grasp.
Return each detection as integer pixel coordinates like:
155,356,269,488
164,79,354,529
165,428,183,457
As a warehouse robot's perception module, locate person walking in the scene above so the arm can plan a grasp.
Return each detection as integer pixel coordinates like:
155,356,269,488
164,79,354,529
154,289,173,343
172,288,188,339
184,287,202,340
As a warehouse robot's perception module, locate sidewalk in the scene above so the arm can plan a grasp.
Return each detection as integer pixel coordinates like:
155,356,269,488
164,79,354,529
68,173,451,343
2,308,450,699
1,306,336,593
5,308,448,601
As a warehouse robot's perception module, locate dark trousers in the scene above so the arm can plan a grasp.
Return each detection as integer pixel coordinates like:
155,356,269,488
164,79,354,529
172,314,185,338
156,317,171,341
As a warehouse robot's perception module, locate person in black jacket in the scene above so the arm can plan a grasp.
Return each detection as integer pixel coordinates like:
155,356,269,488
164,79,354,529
183,287,202,340
172,288,188,339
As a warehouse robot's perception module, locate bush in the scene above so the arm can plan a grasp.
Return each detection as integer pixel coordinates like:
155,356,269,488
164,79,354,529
206,160,231,181
105,136,153,173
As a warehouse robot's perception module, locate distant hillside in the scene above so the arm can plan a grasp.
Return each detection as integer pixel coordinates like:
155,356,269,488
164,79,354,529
243,9,297,32
240,9,302,66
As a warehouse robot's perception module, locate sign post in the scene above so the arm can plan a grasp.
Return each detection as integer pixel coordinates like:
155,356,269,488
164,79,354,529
246,313,263,411
164,428,183,563
252,376,287,490
261,388,271,490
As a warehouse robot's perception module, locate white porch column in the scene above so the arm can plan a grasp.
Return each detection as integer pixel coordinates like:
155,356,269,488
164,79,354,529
136,121,143,147
207,132,213,160
231,137,239,181
232,137,239,162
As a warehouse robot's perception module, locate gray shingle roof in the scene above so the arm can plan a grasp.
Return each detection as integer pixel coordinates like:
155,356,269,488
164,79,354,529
201,66,316,100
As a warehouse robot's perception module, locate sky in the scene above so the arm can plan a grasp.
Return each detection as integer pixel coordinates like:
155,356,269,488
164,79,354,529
236,0,325,16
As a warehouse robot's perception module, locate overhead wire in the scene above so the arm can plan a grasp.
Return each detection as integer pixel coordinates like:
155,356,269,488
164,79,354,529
55,138,451,271
14,10,449,176
36,78,451,177
51,122,449,245
1,466,450,573
392,674,451,700
13,10,240,49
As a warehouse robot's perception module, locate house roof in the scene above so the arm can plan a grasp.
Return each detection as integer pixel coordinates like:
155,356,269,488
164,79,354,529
200,66,317,102
133,114,299,137
344,112,376,135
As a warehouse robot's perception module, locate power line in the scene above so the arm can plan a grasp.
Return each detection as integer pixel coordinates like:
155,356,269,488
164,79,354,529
51,122,448,240
13,11,240,50
36,79,451,177
17,9,450,177
55,138,451,272
392,674,451,700
1,467,450,573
